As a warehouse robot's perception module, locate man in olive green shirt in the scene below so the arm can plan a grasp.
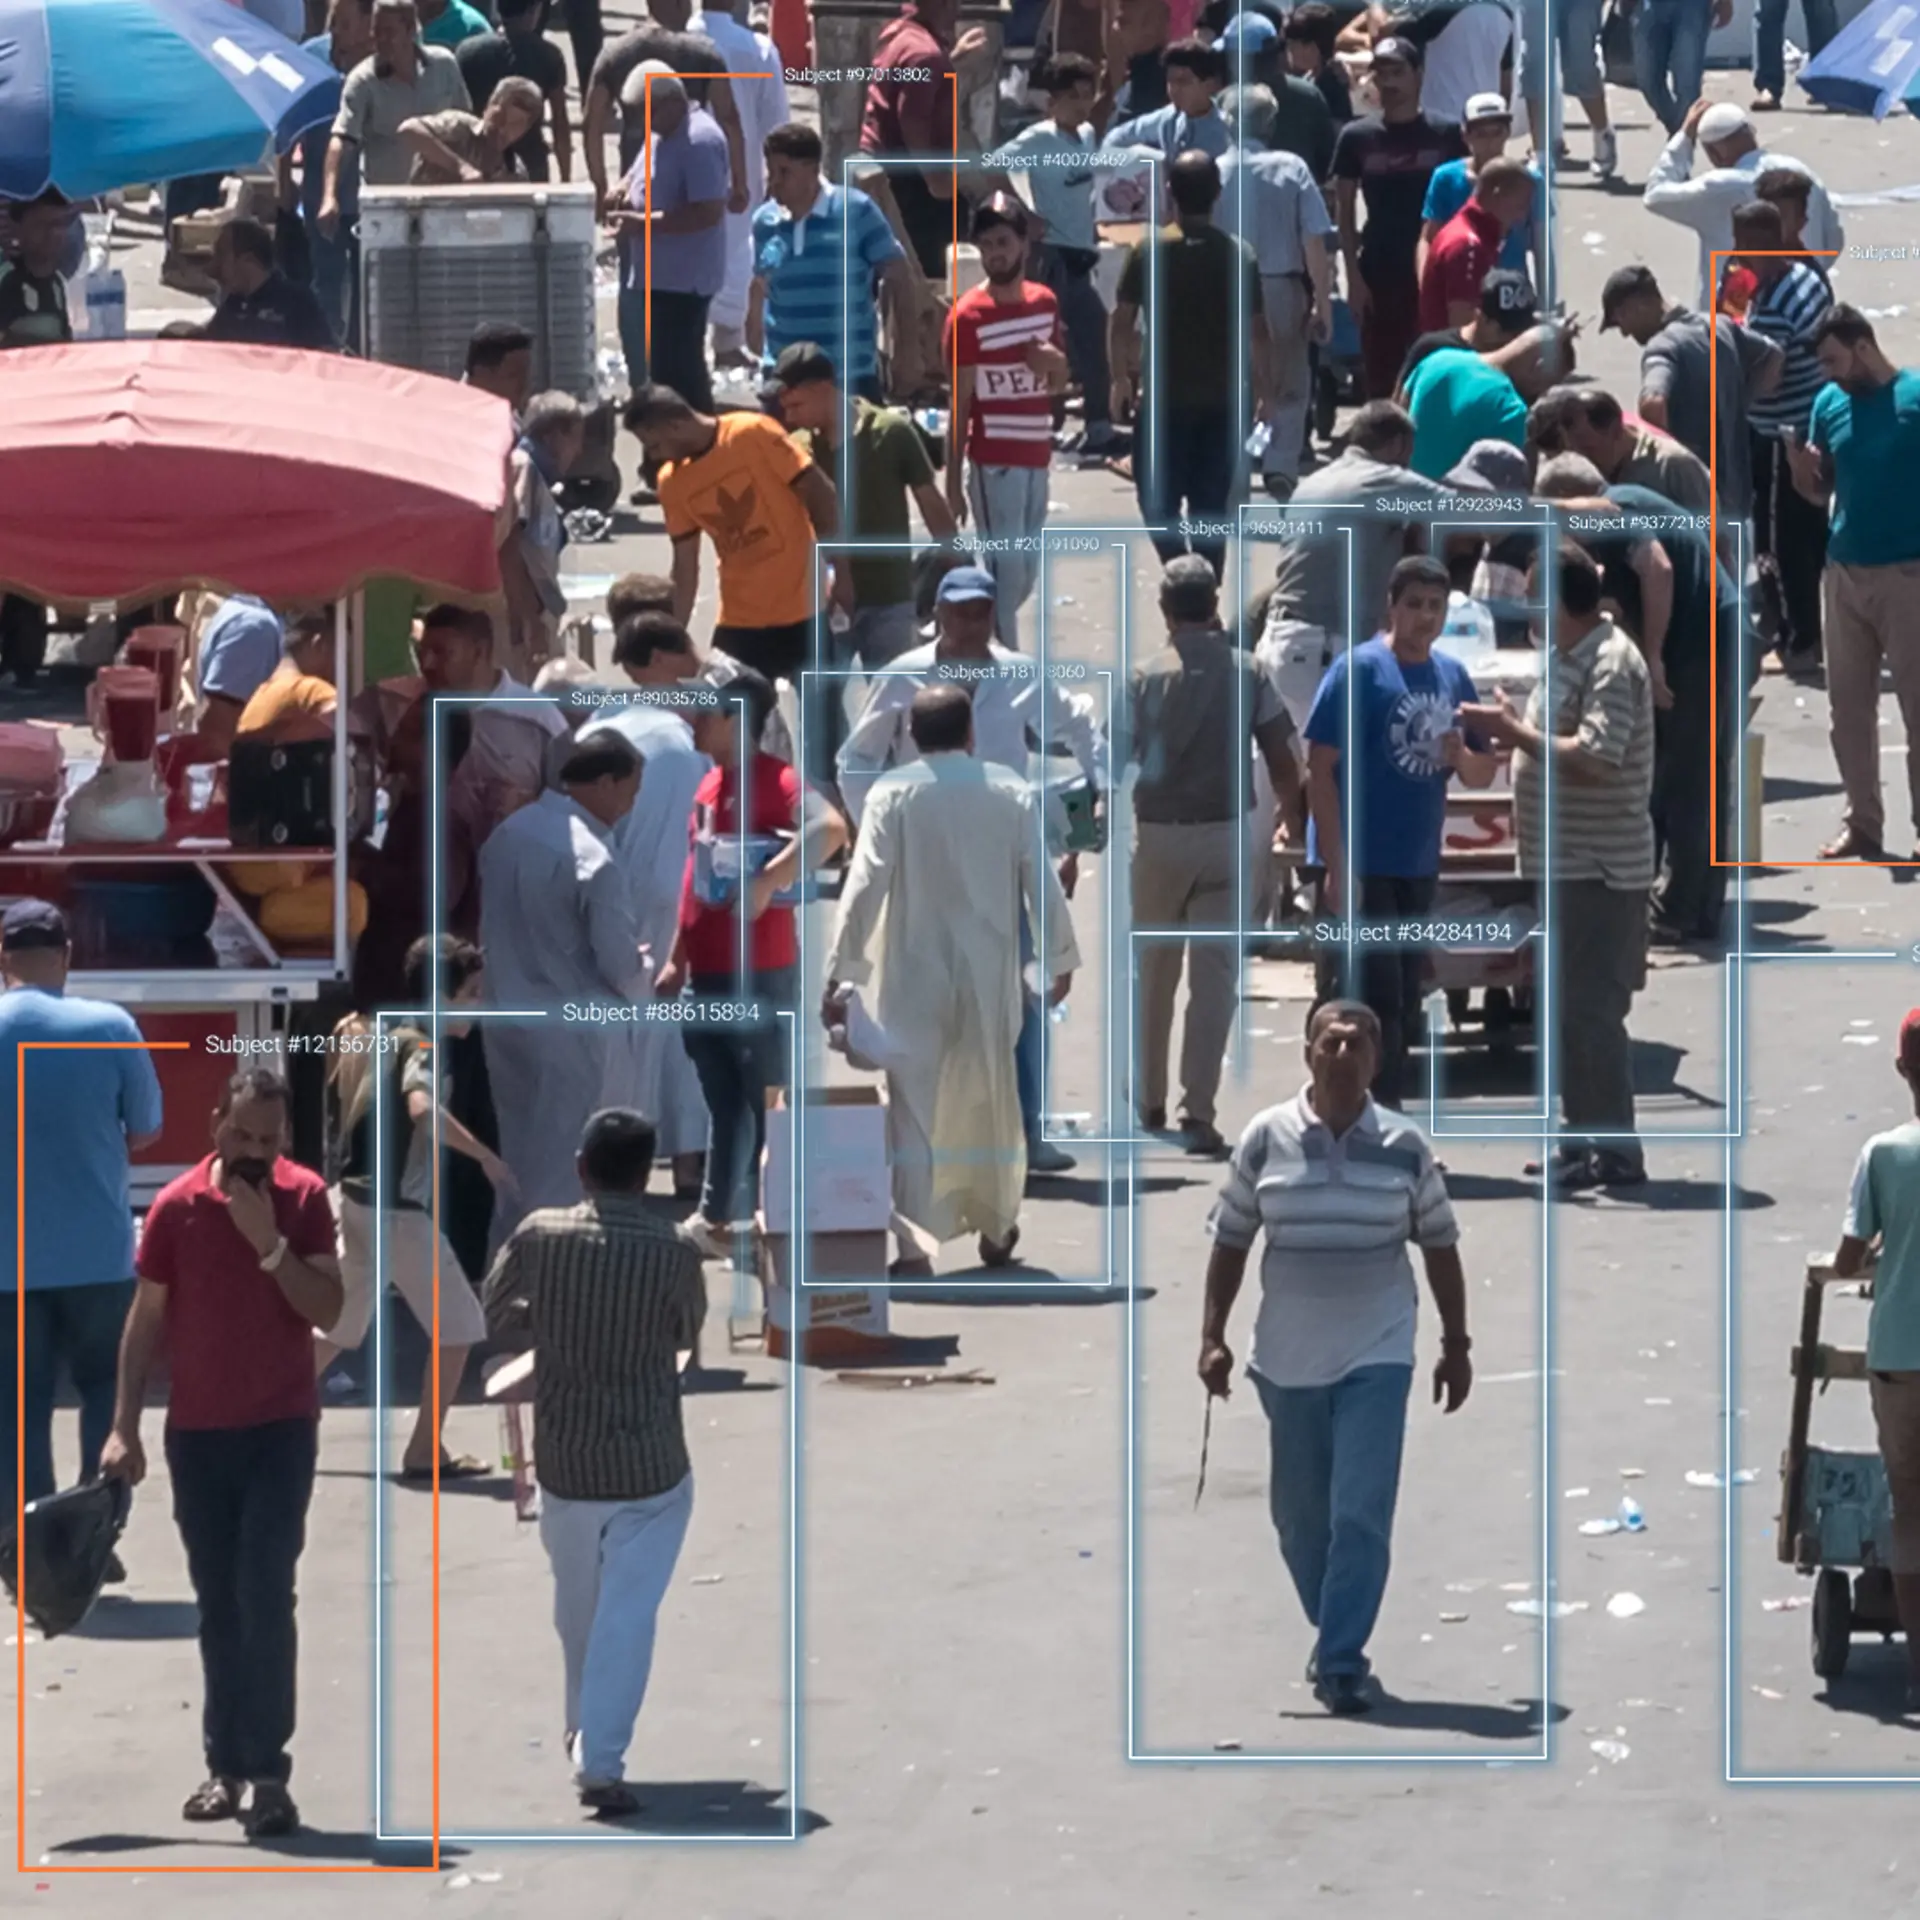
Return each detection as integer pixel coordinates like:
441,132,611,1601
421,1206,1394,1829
770,341,957,765
1834,1006,1920,1712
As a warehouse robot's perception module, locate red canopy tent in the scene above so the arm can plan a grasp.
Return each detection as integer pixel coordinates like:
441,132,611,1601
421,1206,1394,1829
0,339,514,604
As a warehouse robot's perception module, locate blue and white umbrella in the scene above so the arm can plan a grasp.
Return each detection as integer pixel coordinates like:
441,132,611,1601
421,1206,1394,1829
1798,0,1920,118
0,0,342,200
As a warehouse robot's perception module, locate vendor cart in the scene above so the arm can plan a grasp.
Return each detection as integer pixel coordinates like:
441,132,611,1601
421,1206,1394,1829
0,340,513,1189
1779,1254,1905,1680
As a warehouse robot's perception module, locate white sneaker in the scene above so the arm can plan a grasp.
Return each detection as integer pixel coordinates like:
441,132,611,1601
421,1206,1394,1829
1592,126,1618,180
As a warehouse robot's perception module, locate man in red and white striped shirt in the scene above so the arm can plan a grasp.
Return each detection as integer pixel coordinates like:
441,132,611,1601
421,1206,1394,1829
944,195,1069,648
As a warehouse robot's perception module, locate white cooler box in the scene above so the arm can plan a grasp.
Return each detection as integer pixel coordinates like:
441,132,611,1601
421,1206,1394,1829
359,184,601,401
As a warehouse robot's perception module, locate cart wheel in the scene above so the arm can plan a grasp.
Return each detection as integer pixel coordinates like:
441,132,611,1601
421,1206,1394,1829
1812,1567,1854,1678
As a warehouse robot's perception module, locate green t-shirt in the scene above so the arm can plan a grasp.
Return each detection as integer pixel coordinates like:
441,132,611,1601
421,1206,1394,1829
1809,369,1920,568
1404,346,1528,481
819,400,937,611
1116,223,1260,417
1845,1118,1920,1370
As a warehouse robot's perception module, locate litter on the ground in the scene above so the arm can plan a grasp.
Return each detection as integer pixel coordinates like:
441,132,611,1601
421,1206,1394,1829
834,1368,996,1388
1606,1593,1646,1619
1590,1738,1630,1763
1762,1596,1810,1612
1440,1611,1470,1623
1509,1598,1588,1617
1686,1469,1756,1488
1580,1518,1623,1536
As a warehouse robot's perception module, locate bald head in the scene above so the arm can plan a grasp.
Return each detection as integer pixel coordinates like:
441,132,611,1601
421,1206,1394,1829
908,684,974,755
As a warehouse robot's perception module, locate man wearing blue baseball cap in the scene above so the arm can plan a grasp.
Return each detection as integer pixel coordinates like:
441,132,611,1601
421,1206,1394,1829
839,561,1109,1177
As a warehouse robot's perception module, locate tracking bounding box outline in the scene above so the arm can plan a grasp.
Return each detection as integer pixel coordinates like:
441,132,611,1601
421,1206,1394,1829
806,535,1122,1292
368,1004,804,1845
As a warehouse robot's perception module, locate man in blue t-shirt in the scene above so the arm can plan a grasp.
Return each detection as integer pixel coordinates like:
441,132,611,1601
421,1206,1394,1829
0,902,164,1508
1304,555,1500,1104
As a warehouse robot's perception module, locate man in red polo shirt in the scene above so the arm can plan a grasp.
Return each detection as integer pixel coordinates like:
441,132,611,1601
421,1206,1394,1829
945,195,1069,648
1417,154,1534,336
101,1067,341,1842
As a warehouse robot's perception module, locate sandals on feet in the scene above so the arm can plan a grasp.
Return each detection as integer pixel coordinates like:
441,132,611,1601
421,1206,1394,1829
399,1453,491,1482
182,1775,243,1822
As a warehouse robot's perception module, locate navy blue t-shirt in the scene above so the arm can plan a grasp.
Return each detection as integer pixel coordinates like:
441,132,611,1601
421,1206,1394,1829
1304,636,1482,879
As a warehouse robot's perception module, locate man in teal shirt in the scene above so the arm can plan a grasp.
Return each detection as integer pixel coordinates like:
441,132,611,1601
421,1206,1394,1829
418,0,489,47
1787,305,1920,863
1400,271,1533,480
1834,1006,1920,1714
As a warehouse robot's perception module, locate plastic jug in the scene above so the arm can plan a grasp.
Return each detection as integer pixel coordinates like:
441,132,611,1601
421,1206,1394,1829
122,625,185,718
88,665,160,765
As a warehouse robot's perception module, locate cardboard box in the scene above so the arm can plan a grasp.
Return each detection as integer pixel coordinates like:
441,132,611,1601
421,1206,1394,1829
761,1227,891,1362
691,830,804,909
761,1086,892,1236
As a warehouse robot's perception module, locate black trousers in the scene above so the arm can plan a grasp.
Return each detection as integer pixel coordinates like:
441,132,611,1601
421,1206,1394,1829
564,0,603,95
1312,873,1437,1108
0,594,46,681
167,1418,317,1786
1752,430,1828,656
1652,644,1737,940
647,288,714,414
1035,244,1111,430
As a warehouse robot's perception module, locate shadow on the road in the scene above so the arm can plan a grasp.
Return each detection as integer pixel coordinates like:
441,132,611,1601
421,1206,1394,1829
1748,898,1817,925
897,1282,1143,1308
1763,775,1845,804
70,1595,198,1641
1360,1693,1567,1741
1561,1178,1773,1213
1816,1647,1920,1729
49,1829,449,1867
679,1367,780,1395
594,1779,827,1837
1438,1171,1541,1204
1041,1170,1198,1203
814,1334,962,1369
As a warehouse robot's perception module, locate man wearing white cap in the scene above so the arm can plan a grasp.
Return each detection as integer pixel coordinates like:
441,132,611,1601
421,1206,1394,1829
1643,97,1842,307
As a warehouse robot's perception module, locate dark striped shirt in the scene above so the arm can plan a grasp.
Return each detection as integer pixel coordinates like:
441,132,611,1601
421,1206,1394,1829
1746,264,1833,439
482,1196,707,1503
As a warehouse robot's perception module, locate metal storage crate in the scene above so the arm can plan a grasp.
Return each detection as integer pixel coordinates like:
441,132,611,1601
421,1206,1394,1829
359,184,601,401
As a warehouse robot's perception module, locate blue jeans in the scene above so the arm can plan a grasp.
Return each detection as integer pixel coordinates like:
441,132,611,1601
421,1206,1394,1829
305,217,359,354
681,967,796,1227
1634,0,1713,135
1753,0,1838,95
1,1281,135,1505
1253,1363,1413,1679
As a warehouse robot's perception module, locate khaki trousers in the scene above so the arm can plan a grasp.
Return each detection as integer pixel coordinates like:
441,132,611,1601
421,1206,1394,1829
1133,818,1242,1126
1823,559,1920,845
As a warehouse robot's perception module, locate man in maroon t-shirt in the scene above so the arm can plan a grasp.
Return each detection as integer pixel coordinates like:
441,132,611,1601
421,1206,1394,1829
860,0,990,278
101,1068,341,1841
943,195,1069,647
1416,156,1533,334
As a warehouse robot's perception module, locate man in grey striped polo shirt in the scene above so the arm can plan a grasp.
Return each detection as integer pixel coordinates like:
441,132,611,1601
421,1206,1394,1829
1463,540,1656,1192
483,1107,708,1816
1199,1000,1473,1715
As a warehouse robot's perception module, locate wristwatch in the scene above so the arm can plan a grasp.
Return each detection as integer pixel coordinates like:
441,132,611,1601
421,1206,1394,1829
260,1237,290,1274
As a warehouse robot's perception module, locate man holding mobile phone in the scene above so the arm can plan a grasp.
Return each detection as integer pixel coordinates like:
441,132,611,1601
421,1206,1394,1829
100,1069,342,1842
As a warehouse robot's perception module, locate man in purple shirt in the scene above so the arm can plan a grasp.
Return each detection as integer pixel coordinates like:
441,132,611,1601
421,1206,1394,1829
611,68,729,412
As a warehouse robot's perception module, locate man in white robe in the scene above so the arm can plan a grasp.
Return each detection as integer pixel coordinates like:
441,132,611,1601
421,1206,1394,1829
692,0,792,359
578,612,717,1186
479,733,648,1221
825,687,1081,1273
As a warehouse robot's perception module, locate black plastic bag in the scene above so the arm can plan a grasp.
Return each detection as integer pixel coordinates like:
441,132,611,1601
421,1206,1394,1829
0,1478,131,1638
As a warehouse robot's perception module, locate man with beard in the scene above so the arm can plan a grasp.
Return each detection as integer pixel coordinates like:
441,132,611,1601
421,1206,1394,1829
101,1070,343,1839
945,196,1070,645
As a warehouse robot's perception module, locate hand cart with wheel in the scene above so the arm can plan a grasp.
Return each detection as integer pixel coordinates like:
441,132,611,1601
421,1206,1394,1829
1779,1255,1904,1679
